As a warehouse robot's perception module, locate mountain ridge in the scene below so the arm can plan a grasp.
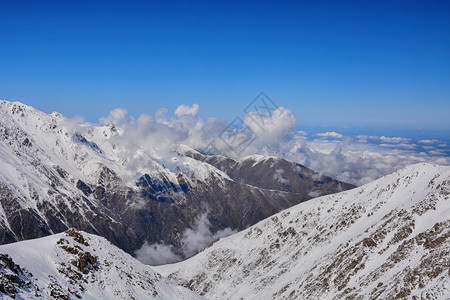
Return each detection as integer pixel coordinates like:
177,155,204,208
0,228,203,299
156,163,450,299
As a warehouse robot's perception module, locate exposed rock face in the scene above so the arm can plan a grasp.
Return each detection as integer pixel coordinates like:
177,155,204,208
0,100,354,259
156,163,450,300
0,253,38,298
0,229,202,299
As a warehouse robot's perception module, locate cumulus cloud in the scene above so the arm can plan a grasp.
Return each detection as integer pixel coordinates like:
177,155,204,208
316,132,343,139
428,149,446,156
379,136,411,143
175,103,200,117
355,135,412,144
243,107,298,146
418,139,439,144
379,143,416,150
355,135,379,143
422,146,435,150
137,113,153,127
99,108,129,125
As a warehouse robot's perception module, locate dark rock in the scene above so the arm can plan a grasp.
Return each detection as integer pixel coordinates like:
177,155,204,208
76,180,92,196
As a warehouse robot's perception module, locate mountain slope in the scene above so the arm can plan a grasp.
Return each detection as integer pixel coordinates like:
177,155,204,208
156,163,450,299
0,100,353,260
0,229,202,299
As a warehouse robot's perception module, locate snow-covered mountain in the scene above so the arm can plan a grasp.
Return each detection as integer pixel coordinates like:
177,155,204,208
179,145,355,195
156,163,450,299
0,228,202,299
0,100,353,260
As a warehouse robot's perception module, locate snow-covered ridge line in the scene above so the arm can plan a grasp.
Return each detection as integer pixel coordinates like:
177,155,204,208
156,163,450,300
0,228,203,299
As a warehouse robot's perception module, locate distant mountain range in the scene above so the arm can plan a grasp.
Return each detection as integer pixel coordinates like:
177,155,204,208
0,100,353,261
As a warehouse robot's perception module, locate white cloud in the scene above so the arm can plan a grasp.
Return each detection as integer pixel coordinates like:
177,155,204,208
175,103,200,117
422,146,435,150
181,212,236,257
155,107,168,119
316,132,343,139
273,169,288,184
428,149,446,156
308,190,322,197
137,113,153,127
379,136,410,143
135,241,181,266
379,143,416,150
418,139,439,144
243,107,298,146
99,108,128,125
58,115,86,133
356,135,411,144
89,104,449,188
135,212,236,266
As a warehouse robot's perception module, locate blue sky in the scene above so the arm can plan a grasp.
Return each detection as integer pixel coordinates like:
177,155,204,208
1,0,449,128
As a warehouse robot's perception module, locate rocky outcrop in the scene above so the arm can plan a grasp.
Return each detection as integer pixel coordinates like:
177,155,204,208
0,253,39,298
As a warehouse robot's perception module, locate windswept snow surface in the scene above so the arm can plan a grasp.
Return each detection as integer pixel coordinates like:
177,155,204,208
156,163,450,299
0,229,202,299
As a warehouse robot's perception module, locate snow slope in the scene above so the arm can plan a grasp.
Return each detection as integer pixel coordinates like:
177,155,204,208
0,229,202,299
156,163,450,299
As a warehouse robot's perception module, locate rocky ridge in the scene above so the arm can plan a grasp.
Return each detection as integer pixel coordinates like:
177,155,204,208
0,229,202,299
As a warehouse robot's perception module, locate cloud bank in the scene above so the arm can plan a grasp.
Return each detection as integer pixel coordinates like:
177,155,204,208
71,102,449,187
